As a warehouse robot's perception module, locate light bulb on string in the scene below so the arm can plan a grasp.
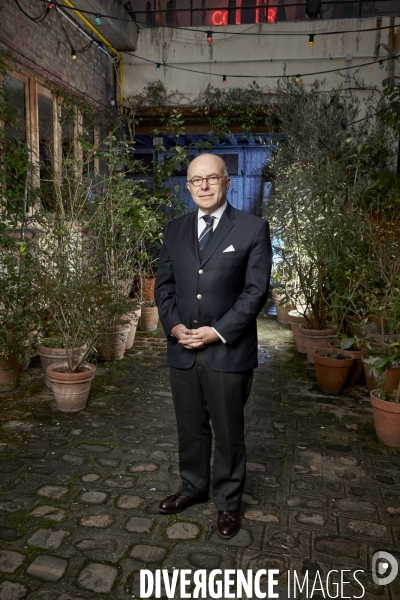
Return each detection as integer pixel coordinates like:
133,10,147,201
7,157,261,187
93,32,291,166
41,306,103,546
222,75,227,84
155,63,161,71
295,74,301,83
206,31,213,44
95,13,102,25
379,60,384,69
47,3,53,8
308,34,314,46
71,48,77,60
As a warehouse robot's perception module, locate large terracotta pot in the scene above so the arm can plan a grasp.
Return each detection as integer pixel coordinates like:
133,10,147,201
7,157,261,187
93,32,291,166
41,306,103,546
98,320,130,361
328,340,363,384
46,362,96,413
370,389,400,447
138,306,159,332
288,311,307,353
299,323,338,363
37,340,87,388
0,357,22,392
121,305,141,350
361,352,400,393
314,349,355,394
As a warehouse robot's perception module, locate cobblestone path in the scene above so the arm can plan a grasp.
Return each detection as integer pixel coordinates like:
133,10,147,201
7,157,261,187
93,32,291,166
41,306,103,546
0,301,399,599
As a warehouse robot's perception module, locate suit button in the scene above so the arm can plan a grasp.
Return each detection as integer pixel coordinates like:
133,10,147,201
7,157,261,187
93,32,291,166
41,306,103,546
197,294,202,299
198,269,204,274
193,319,198,324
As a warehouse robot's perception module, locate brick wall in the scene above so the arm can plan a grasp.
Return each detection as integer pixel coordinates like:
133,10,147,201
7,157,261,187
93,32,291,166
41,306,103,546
0,0,114,108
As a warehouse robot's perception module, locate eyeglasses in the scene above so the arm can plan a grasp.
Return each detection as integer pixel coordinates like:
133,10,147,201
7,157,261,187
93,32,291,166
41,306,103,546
188,175,227,187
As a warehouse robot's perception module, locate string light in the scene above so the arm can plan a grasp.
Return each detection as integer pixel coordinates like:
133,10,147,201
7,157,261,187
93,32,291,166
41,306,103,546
308,34,314,47
71,48,77,60
127,50,400,81
32,1,400,42
223,75,227,84
155,63,160,71
47,3,53,8
379,60,384,69
95,13,102,25
206,31,213,44
295,74,301,83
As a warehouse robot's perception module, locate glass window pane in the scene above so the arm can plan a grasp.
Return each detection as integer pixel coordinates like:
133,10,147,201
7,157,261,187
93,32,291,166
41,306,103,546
216,153,238,175
61,107,74,159
38,94,53,183
3,75,26,139
83,115,95,175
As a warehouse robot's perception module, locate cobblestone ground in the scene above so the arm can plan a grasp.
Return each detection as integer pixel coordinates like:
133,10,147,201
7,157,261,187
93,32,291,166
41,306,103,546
1,300,400,600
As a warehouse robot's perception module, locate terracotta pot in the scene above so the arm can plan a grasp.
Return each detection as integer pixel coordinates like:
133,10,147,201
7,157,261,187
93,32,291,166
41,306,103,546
328,340,363,384
37,340,87,388
138,306,159,332
142,277,156,303
370,389,400,447
275,304,295,325
314,350,355,394
361,352,400,393
299,323,338,363
98,320,130,361
288,311,307,353
0,357,22,392
121,305,141,350
46,361,96,413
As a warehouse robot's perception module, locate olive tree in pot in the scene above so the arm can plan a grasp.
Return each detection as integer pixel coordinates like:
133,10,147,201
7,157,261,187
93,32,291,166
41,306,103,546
34,146,133,411
89,136,164,352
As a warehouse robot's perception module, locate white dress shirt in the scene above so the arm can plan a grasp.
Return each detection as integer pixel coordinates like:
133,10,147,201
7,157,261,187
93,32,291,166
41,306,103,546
198,202,228,344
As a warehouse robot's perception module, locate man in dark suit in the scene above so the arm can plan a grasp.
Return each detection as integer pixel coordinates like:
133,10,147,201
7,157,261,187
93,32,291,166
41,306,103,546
155,153,272,539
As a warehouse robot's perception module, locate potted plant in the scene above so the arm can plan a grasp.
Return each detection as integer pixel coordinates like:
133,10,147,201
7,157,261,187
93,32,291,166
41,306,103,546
328,336,364,384
369,349,400,447
313,348,355,394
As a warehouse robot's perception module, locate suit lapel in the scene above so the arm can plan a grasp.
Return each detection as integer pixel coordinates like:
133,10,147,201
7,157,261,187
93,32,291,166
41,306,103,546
185,211,200,266
200,203,235,267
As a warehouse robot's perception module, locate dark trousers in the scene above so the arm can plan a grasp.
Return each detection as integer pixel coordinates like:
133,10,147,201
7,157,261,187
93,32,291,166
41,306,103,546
169,350,253,511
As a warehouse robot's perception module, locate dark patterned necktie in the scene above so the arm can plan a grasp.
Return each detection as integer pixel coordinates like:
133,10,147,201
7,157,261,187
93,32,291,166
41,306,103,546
198,215,214,250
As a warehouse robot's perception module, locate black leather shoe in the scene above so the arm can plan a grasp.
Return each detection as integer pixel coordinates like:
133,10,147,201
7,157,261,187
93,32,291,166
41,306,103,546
159,493,199,514
217,510,240,539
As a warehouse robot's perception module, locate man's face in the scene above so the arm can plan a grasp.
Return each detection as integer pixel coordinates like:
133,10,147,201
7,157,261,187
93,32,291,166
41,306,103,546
186,154,230,215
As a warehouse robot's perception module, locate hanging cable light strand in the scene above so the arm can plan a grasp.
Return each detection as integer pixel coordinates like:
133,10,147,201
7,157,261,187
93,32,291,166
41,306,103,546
33,0,399,39
125,50,399,80
13,0,50,22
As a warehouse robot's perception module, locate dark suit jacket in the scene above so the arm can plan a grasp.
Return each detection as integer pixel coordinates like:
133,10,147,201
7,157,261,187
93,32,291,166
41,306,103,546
155,202,272,372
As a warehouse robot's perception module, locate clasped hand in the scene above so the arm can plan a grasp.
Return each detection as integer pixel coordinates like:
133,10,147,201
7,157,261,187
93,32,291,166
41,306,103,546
171,324,219,349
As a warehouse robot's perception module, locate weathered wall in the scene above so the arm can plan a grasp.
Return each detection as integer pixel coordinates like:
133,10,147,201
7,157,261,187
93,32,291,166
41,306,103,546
0,0,114,107
123,16,400,106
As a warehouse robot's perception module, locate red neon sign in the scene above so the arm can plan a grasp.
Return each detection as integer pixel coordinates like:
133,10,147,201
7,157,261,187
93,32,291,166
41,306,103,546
211,5,276,26
211,10,228,26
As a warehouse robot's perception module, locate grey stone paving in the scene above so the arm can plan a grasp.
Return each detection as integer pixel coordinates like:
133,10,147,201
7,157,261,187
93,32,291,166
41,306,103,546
0,299,399,598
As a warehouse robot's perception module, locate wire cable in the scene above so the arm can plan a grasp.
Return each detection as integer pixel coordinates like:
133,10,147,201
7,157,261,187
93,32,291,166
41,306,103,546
34,0,399,39
13,0,50,22
125,50,399,80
